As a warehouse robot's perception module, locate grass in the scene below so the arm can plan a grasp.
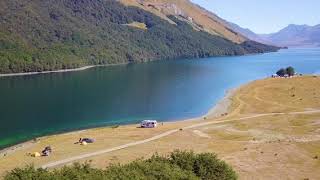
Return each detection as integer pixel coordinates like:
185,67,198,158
125,22,148,30
1,76,320,179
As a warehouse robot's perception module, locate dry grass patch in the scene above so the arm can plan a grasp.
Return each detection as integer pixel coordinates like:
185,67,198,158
229,76,320,115
125,22,148,30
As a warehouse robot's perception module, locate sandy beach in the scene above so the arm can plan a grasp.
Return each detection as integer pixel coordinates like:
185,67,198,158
1,76,320,179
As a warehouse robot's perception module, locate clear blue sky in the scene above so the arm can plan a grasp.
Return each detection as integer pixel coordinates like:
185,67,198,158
191,0,320,34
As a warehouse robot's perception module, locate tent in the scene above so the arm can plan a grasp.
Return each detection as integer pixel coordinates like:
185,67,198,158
32,152,41,157
81,141,88,146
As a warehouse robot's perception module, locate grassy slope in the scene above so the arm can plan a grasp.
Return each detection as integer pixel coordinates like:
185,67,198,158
119,0,246,43
0,0,278,74
1,76,319,179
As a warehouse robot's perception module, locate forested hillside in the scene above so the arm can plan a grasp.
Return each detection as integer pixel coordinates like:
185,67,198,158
0,0,279,73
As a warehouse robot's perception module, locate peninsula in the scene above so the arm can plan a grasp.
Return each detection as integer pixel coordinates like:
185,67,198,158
1,76,319,179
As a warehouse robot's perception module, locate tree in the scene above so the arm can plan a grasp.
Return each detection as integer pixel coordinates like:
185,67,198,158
276,68,287,77
286,66,295,76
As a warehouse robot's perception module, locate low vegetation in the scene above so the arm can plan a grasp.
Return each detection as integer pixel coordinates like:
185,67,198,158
4,150,237,180
276,66,296,76
0,0,278,73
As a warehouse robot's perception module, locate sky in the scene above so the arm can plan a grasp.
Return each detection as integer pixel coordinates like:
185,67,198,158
190,0,320,34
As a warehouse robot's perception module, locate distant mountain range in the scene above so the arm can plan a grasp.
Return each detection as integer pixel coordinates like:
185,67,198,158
228,23,320,47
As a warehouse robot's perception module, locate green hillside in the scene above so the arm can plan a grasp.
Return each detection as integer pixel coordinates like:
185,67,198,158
0,0,279,73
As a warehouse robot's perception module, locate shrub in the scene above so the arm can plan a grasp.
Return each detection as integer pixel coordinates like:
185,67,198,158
276,66,296,77
104,159,199,180
4,151,237,180
276,68,287,76
193,153,237,180
5,165,53,180
169,150,237,180
170,150,196,172
286,66,295,76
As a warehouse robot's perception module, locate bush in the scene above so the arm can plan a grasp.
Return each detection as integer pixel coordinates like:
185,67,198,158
193,153,237,180
286,66,295,76
104,159,198,180
4,151,237,180
276,66,296,77
169,150,237,180
276,68,287,76
170,150,196,172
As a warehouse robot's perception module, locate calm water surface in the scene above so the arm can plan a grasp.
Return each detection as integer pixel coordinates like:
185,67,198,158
0,48,320,149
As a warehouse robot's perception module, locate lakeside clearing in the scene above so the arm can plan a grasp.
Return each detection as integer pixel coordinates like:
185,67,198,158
1,76,320,179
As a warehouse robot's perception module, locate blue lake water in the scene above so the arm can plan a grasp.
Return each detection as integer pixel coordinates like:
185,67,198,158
0,48,319,149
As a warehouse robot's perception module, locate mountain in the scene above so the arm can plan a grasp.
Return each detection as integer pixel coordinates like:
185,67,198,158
261,24,320,47
227,22,266,44
0,0,278,74
228,23,320,47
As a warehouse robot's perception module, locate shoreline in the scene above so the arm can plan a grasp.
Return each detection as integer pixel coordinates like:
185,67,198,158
206,88,237,118
0,84,240,156
0,50,281,78
0,66,96,77
0,63,129,77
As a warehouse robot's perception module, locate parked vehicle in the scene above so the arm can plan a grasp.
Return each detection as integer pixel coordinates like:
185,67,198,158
79,138,95,143
42,146,52,156
140,120,158,128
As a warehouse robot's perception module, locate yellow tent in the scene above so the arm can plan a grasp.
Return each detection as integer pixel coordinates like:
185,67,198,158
81,141,88,146
32,152,41,157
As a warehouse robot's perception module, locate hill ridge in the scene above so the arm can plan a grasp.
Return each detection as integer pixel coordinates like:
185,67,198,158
228,23,320,47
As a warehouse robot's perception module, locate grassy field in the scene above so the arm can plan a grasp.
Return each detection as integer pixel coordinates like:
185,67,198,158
1,76,320,179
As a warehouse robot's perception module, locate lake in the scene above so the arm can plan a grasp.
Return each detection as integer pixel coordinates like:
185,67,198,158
0,48,319,149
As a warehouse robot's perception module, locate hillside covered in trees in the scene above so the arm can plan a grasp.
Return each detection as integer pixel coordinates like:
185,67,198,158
0,0,279,73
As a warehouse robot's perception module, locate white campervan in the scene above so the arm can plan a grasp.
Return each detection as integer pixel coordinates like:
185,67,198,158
140,120,158,128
